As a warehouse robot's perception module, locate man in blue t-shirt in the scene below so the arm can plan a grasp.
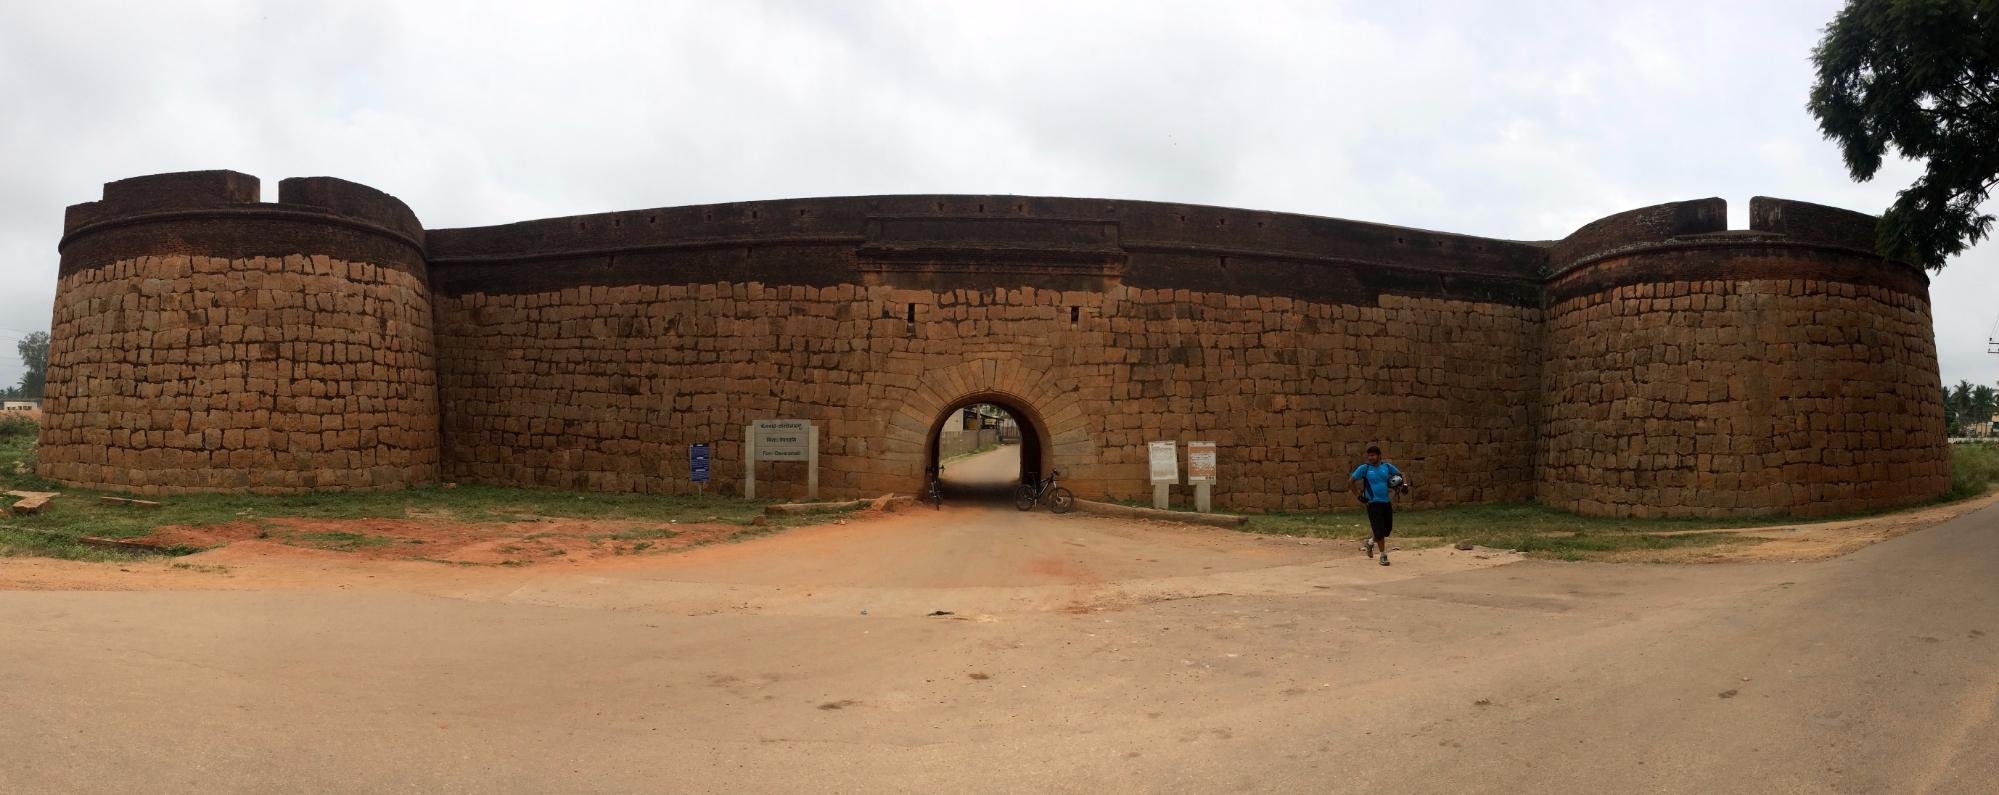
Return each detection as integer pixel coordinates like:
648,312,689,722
1349,445,1410,566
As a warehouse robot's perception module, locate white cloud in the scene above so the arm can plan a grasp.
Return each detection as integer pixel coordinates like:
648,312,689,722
0,0,1991,390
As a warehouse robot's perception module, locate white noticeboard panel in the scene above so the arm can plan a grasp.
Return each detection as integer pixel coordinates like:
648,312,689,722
1148,441,1179,484
1186,441,1216,483
753,419,811,461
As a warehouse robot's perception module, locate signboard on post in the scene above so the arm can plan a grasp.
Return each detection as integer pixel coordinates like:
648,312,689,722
689,443,710,487
752,419,811,461
1186,442,1216,483
1148,441,1179,483
743,420,818,500
1148,441,1178,510
1186,441,1216,513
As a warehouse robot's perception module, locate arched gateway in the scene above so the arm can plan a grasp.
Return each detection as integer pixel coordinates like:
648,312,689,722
38,171,1948,517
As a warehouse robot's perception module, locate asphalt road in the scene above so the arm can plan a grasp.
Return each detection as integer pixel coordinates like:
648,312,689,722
0,490,1993,793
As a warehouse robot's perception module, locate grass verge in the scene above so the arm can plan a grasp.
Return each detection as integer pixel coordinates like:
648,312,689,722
1248,444,1999,562
289,531,399,551
0,422,843,562
1245,504,1768,561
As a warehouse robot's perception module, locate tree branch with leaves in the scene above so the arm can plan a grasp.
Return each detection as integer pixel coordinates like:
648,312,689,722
1809,0,1999,270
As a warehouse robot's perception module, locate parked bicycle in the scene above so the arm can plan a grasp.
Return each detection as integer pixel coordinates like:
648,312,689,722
1014,469,1075,513
927,464,944,509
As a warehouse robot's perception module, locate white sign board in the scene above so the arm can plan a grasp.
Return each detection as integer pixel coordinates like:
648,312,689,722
1148,441,1179,484
752,419,811,461
1186,441,1216,484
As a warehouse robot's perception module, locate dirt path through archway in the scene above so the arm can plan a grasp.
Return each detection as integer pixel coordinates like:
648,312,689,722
938,443,1022,502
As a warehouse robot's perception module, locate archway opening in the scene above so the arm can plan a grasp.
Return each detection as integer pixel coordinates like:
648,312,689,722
924,394,1049,504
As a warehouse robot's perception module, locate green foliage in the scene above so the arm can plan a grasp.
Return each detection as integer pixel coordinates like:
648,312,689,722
1945,386,1963,436
1946,441,1999,500
13,332,47,398
1809,0,1999,270
0,414,36,439
1943,380,1997,436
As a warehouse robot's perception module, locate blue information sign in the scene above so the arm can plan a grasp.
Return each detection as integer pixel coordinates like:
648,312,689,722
689,443,711,483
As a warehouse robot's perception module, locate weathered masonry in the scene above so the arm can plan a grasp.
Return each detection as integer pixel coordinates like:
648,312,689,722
40,170,1949,517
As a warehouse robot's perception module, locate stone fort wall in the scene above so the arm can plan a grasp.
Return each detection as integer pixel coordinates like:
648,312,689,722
40,170,1948,516
431,284,1541,510
42,173,438,493
1535,199,1948,517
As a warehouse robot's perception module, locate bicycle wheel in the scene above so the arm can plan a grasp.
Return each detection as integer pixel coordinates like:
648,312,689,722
1014,485,1039,511
1047,487,1075,514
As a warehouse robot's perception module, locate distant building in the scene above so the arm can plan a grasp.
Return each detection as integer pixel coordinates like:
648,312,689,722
1,400,39,412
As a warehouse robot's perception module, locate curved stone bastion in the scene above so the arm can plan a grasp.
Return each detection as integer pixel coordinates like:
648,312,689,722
39,170,1948,517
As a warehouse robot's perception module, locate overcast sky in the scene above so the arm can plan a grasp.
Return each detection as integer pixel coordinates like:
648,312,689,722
1,0,1992,391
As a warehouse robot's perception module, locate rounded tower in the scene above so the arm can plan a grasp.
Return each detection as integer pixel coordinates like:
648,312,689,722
1536,197,1948,517
41,170,439,493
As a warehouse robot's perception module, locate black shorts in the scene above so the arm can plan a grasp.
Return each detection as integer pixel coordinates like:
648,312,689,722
1366,501,1393,538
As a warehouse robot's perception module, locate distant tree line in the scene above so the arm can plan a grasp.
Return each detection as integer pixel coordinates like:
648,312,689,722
1945,380,1997,437
0,331,47,400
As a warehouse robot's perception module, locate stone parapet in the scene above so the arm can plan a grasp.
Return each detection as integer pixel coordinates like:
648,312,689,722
37,172,1950,515
40,173,438,493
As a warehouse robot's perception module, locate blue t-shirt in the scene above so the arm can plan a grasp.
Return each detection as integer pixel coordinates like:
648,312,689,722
1351,462,1402,504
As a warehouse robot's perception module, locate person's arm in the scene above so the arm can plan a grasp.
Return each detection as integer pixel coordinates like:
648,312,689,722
1391,463,1412,495
1349,467,1365,501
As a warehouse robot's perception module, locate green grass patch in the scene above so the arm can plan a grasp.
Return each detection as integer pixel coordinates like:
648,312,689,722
1247,443,1999,561
5,414,1990,564
1247,502,1779,540
0,424,839,561
1247,503,1767,539
0,526,153,562
605,527,682,541
288,531,397,551
1245,502,1781,560
1469,529,1756,562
